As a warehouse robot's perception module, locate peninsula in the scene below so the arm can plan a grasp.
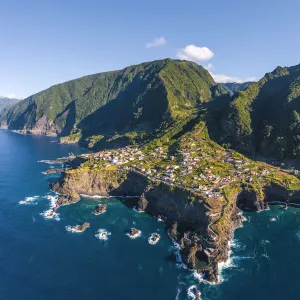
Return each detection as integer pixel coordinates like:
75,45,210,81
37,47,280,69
51,119,300,282
2,59,300,282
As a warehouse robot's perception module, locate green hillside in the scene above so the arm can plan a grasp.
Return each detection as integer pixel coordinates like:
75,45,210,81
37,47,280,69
210,64,300,159
3,58,300,160
0,59,216,147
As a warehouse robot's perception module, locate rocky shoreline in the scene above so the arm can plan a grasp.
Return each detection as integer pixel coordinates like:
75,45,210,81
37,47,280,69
49,166,300,283
93,204,107,215
66,222,90,233
9,124,300,282
42,168,65,175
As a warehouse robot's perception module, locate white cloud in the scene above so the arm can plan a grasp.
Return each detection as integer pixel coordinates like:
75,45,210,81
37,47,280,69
211,73,256,83
177,45,214,62
204,64,255,83
4,93,19,99
146,36,167,49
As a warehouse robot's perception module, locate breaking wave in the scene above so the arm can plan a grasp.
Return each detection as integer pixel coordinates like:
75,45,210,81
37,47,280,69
39,195,60,221
187,285,201,299
18,196,40,205
126,230,142,239
168,230,188,270
133,206,144,213
65,225,87,233
95,229,111,240
81,194,106,199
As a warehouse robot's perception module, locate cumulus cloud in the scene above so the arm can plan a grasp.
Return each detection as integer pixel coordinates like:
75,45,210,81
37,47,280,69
146,36,167,49
177,45,214,62
204,64,255,83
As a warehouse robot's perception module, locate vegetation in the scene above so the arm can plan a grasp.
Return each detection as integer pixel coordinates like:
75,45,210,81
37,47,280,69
60,131,82,144
2,59,300,162
208,63,300,159
0,59,218,149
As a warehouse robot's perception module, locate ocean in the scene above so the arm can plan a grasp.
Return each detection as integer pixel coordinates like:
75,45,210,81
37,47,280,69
0,130,299,300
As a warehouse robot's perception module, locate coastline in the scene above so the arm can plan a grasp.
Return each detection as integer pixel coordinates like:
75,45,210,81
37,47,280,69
50,163,300,282
51,166,290,283
5,127,300,283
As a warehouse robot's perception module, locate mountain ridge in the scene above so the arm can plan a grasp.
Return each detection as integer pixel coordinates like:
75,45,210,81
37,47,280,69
2,59,300,161
0,59,217,147
210,63,300,159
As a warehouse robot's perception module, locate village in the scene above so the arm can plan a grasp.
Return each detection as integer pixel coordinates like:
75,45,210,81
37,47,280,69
78,133,272,199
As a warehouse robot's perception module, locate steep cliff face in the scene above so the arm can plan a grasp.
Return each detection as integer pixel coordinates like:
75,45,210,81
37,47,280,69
51,168,242,282
237,189,266,211
264,183,300,205
52,168,209,227
212,64,300,159
52,169,148,197
140,183,209,229
12,115,59,136
51,166,300,282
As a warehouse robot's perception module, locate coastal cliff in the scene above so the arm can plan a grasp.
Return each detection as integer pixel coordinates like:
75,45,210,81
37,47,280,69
51,165,300,282
53,167,290,282
52,168,210,227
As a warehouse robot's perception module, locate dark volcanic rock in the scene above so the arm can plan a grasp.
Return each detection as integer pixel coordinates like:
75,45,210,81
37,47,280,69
127,228,141,239
57,192,80,206
136,194,148,212
194,286,201,300
180,232,203,269
93,204,107,215
43,168,64,175
205,266,219,282
170,222,178,238
67,222,90,232
237,189,263,211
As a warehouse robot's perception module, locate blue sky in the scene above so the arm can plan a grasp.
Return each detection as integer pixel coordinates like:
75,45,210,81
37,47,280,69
1,0,300,98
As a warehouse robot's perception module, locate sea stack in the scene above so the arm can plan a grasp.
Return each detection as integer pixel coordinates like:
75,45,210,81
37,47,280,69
93,204,107,215
66,222,90,233
148,233,160,245
127,228,142,239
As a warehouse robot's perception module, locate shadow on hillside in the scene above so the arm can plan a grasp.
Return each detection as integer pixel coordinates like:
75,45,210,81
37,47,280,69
56,101,76,137
74,76,168,150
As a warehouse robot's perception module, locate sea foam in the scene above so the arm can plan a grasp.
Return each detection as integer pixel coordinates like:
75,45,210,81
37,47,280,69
95,229,111,240
168,230,188,270
19,196,40,205
126,230,142,239
38,160,57,164
39,195,60,221
133,206,144,213
65,226,84,233
217,239,238,283
192,239,237,286
187,285,201,299
81,194,106,199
